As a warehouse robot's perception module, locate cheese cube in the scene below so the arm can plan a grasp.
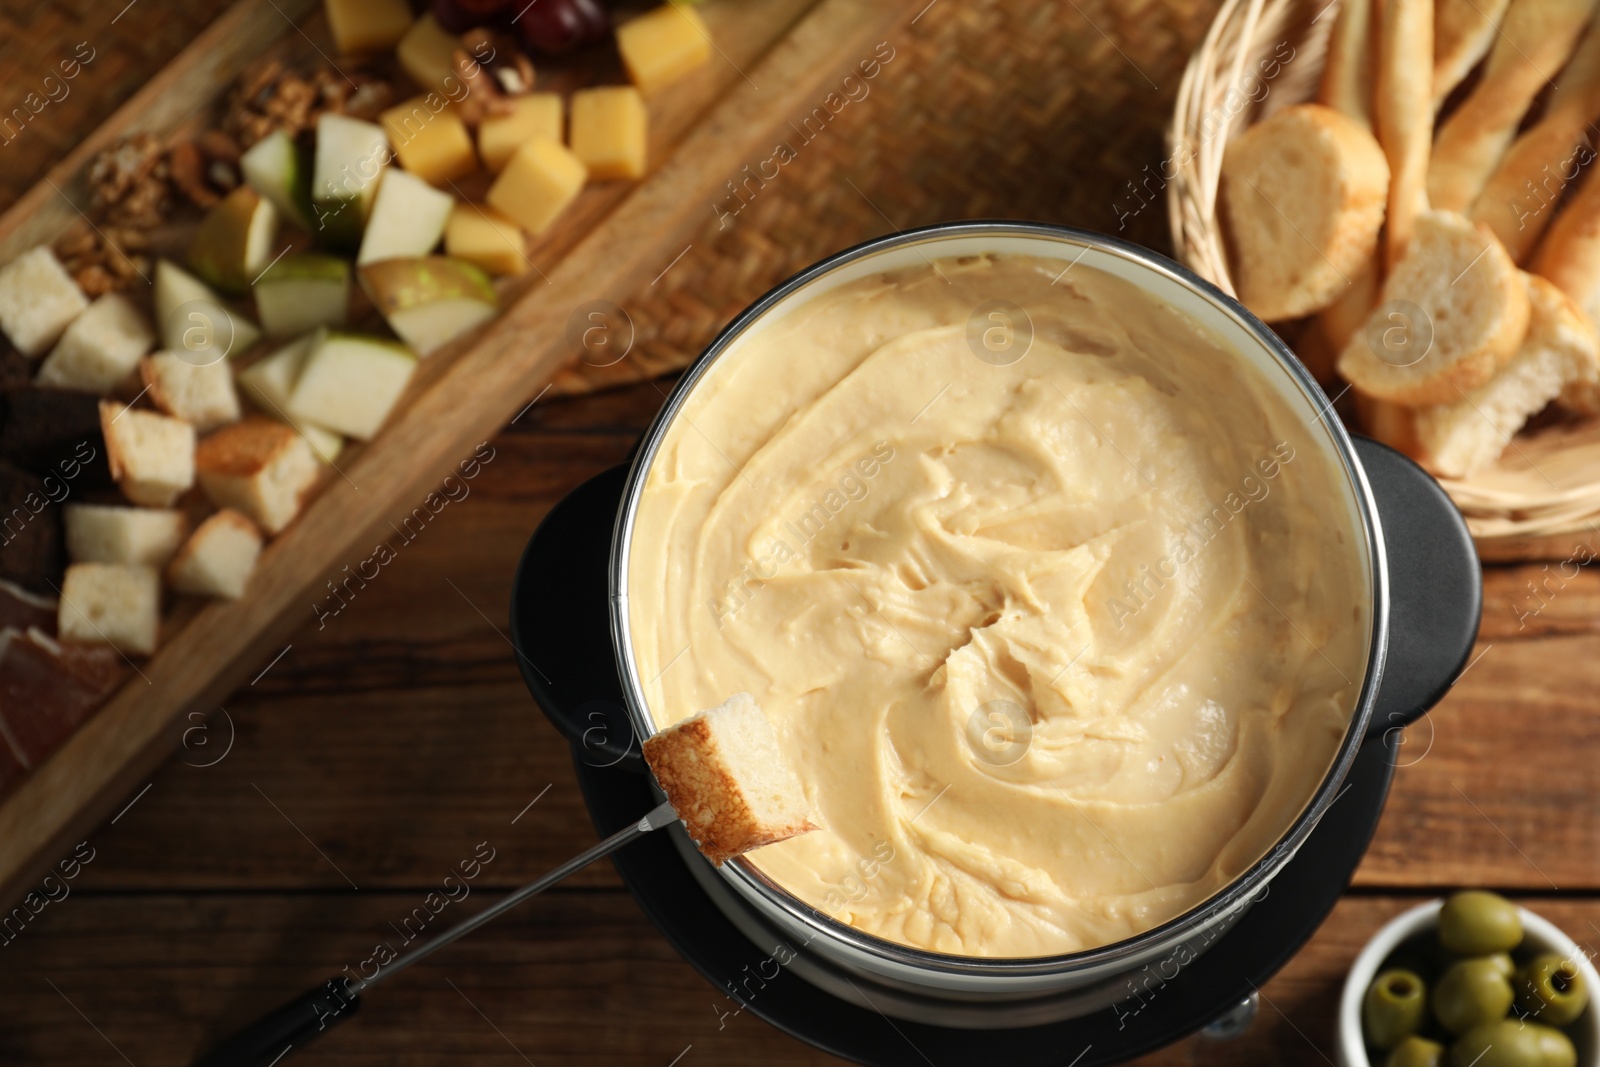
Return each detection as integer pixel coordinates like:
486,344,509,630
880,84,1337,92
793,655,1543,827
36,293,157,394
195,417,321,535
58,562,160,655
99,402,196,508
0,246,90,357
487,139,586,237
478,94,563,173
617,4,712,96
140,352,242,432
64,504,187,567
325,0,412,53
570,86,647,181
397,13,460,94
445,204,529,276
381,96,477,186
167,509,263,599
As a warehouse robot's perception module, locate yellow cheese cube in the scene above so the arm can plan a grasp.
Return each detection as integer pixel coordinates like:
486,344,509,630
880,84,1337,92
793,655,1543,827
478,94,564,173
325,0,412,54
486,139,586,237
381,96,478,186
445,204,530,276
397,13,461,94
616,4,712,96
569,86,647,181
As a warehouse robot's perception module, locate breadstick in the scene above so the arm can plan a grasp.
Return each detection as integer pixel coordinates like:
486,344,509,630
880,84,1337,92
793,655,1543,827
1531,167,1600,327
1471,16,1600,260
1376,0,1434,268
1434,0,1511,109
1427,0,1596,213
1320,0,1375,130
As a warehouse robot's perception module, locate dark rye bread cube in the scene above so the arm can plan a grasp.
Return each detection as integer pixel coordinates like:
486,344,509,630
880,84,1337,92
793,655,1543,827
0,462,66,594
0,388,112,489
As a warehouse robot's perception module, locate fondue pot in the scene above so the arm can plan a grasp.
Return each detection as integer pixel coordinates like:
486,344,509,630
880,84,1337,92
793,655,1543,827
509,222,1482,1062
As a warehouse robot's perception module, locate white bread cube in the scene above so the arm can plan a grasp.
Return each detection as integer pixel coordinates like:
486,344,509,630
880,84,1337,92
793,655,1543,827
36,293,156,394
195,417,321,535
140,352,241,432
641,693,818,866
99,401,196,507
64,504,187,567
0,246,90,357
57,562,160,655
166,509,262,599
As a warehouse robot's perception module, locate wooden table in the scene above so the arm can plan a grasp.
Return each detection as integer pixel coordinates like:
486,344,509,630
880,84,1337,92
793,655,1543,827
4,2,1598,1064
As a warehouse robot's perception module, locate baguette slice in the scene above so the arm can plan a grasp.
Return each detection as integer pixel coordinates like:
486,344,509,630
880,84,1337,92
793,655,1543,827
642,692,818,866
1338,211,1530,404
57,562,160,655
1414,273,1600,476
1219,103,1390,322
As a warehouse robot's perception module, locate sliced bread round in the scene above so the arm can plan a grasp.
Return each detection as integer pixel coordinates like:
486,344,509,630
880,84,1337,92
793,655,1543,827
1337,210,1530,405
1219,102,1391,322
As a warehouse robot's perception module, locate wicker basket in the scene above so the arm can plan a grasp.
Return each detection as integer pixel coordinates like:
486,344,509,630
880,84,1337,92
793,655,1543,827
1167,0,1600,546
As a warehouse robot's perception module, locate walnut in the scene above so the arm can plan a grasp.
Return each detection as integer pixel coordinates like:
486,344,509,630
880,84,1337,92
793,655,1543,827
223,58,394,147
196,128,241,164
85,135,172,228
168,141,219,208
53,222,148,296
451,43,520,127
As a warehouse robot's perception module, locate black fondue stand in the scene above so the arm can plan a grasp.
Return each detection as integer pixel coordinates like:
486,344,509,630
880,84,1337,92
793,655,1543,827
509,438,1481,1066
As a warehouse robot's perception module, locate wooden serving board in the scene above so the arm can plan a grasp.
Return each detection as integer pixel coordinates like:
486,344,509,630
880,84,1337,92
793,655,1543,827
0,0,913,905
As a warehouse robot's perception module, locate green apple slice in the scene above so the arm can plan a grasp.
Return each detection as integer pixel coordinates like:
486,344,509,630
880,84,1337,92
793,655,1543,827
153,259,261,362
296,422,345,464
240,129,314,231
187,186,278,296
359,256,497,357
357,169,455,266
285,331,416,440
254,253,350,338
312,113,390,252
237,329,323,413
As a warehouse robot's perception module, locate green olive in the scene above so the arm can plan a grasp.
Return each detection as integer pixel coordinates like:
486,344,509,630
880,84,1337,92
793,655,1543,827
1386,1035,1446,1067
1439,892,1523,956
1515,953,1589,1028
1434,958,1514,1034
1483,952,1515,978
1448,1020,1545,1067
1528,1023,1577,1067
1366,968,1429,1049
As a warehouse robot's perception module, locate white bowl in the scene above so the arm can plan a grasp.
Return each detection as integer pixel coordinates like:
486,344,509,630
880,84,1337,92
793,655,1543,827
1336,900,1600,1067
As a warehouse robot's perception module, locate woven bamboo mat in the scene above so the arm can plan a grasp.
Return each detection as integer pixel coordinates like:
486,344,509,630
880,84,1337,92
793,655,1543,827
551,0,1224,394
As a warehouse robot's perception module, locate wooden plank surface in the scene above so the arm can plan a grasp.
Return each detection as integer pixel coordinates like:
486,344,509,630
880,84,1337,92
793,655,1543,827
5,0,1599,1065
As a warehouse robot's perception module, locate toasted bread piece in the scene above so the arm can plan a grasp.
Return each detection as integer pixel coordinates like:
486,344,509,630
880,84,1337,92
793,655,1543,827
1470,18,1600,261
98,401,196,508
1338,211,1530,404
140,352,242,432
1377,0,1434,267
1434,0,1511,108
1428,0,1594,212
194,417,320,535
1220,104,1390,322
642,692,818,866
1318,0,1376,129
64,504,187,567
36,293,156,395
166,509,262,599
57,562,160,655
0,246,89,357
1354,390,1423,458
1414,273,1600,476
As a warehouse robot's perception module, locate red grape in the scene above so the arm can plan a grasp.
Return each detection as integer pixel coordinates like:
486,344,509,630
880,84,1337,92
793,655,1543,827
432,0,515,32
512,0,610,55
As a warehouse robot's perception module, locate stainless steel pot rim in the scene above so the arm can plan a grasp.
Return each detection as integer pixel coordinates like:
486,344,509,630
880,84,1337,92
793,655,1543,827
608,220,1391,978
